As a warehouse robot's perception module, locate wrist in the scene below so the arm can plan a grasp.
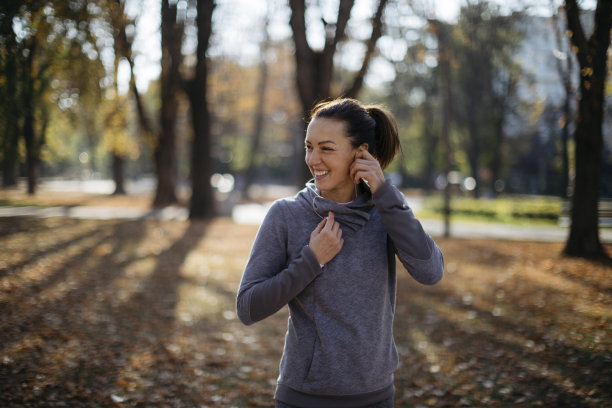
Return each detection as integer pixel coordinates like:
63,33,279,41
307,244,325,267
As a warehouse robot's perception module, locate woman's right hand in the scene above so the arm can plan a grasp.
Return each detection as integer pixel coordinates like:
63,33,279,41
309,211,344,265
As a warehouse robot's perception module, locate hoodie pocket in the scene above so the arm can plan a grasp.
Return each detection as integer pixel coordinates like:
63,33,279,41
302,325,398,395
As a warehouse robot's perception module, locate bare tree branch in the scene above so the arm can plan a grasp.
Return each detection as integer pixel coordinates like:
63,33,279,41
344,0,388,98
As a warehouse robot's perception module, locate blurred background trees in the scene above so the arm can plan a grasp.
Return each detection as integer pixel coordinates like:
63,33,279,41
0,0,610,256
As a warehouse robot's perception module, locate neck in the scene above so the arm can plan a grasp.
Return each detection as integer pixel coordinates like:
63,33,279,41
320,184,358,203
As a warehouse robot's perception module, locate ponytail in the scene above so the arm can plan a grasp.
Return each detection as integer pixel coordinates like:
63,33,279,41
310,98,402,170
365,105,401,170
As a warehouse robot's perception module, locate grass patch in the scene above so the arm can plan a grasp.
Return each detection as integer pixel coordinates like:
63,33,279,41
418,195,563,226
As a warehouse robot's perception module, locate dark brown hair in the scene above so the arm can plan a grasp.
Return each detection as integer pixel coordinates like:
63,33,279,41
309,98,401,169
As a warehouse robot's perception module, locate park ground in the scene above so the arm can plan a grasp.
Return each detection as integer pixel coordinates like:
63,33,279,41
0,190,610,407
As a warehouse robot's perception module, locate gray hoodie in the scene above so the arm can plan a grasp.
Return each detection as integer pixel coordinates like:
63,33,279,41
236,180,444,407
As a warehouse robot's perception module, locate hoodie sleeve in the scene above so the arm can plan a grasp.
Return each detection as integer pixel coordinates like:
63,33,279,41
236,201,322,326
372,180,444,285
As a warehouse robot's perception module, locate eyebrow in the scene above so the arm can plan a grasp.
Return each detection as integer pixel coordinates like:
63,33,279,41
305,140,337,146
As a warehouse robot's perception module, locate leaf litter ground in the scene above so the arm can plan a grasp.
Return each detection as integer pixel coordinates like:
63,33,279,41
0,211,610,407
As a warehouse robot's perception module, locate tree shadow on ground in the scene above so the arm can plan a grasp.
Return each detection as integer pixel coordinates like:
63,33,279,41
0,218,208,406
393,238,611,408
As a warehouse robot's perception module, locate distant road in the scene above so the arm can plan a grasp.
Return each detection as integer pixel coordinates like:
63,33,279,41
2,202,610,243
1,178,610,244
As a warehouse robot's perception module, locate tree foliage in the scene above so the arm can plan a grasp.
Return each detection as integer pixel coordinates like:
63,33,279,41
0,1,107,193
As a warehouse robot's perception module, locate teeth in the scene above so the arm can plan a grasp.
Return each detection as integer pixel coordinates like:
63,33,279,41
314,170,329,176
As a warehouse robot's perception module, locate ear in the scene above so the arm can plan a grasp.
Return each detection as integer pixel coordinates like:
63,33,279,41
358,143,369,152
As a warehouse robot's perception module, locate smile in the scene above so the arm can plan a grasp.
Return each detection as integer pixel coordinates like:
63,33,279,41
313,170,329,177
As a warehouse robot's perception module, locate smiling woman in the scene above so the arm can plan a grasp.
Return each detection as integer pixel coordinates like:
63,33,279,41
237,98,444,407
305,99,401,202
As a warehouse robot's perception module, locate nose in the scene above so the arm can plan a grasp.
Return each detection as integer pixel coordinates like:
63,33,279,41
306,149,319,166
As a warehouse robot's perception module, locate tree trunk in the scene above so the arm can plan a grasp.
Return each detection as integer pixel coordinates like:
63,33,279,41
490,117,504,196
466,123,481,198
2,133,19,188
112,153,126,195
186,0,215,219
242,10,270,197
563,0,611,259
551,5,573,197
2,46,19,188
560,83,571,197
24,107,44,195
23,42,37,195
431,19,454,238
0,0,21,188
421,99,437,193
110,0,154,199
153,0,182,208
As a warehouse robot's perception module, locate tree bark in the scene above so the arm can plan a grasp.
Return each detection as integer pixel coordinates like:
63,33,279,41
563,0,611,259
185,0,215,219
153,0,182,208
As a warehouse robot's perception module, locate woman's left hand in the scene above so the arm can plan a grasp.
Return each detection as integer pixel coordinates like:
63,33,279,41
350,150,385,194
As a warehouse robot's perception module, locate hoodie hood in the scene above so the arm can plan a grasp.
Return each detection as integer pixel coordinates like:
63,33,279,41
298,180,373,233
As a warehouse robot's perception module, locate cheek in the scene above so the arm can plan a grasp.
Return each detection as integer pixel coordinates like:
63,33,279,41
334,156,354,176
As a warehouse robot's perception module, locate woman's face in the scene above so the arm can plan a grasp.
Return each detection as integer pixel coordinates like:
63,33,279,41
305,117,359,203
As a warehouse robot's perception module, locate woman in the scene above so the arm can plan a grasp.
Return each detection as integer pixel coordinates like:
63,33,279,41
236,98,444,408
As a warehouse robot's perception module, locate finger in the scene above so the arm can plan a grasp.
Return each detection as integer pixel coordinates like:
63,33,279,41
315,217,327,232
338,237,344,250
356,150,375,161
330,219,341,235
353,169,366,185
321,212,333,233
335,224,343,239
350,161,366,182
326,211,335,227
